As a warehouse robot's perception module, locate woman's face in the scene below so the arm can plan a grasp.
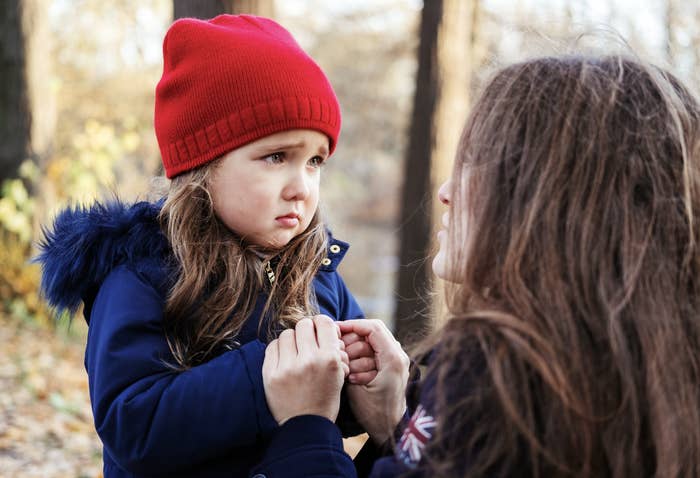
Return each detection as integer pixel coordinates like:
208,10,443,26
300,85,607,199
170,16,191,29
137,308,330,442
432,177,454,281
433,172,470,282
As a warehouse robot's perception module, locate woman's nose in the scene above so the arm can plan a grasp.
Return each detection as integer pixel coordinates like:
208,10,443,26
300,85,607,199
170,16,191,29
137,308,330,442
438,178,452,205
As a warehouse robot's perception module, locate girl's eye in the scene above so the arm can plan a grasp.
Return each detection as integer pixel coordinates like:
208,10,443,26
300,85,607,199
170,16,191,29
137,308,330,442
262,152,285,164
308,155,326,168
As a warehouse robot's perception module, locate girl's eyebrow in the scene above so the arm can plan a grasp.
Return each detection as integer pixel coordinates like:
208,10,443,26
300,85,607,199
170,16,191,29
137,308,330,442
258,140,305,151
253,140,329,156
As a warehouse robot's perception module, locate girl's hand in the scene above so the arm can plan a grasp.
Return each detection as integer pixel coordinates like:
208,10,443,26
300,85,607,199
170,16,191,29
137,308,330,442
338,319,410,445
342,330,377,385
262,316,348,425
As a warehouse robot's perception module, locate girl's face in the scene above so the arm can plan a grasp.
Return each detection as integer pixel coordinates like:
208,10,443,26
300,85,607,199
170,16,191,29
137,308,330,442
209,129,328,249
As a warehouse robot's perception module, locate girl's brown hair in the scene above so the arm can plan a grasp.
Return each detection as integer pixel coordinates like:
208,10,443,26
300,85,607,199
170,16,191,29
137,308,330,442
422,55,700,477
158,162,327,368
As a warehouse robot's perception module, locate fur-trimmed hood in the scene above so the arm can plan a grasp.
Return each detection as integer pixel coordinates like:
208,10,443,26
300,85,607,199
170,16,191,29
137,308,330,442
36,200,171,316
36,200,351,322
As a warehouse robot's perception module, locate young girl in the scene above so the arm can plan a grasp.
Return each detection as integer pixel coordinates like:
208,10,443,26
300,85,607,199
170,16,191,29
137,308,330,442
253,53,700,477
37,14,372,477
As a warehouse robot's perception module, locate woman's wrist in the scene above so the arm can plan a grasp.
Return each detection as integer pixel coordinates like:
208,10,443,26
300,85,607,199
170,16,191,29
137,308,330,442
368,402,407,445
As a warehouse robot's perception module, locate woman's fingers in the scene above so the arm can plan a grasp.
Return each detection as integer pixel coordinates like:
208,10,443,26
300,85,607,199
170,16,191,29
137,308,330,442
341,332,362,347
263,338,280,374
313,315,340,349
294,317,317,357
337,320,363,335
338,319,391,339
278,328,298,361
340,350,350,377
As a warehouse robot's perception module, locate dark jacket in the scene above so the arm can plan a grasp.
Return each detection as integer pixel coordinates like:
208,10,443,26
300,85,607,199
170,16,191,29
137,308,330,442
250,345,501,478
249,369,437,478
37,200,365,477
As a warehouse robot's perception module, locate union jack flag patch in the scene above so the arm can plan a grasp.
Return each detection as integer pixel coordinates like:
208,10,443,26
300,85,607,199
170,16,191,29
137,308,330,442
396,404,437,468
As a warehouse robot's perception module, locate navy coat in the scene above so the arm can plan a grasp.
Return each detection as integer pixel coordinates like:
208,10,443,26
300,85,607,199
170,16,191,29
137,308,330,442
37,201,365,477
250,358,443,478
250,349,491,478
249,382,436,478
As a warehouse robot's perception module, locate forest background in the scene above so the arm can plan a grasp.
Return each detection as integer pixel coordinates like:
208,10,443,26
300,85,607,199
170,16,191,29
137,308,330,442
1,0,699,476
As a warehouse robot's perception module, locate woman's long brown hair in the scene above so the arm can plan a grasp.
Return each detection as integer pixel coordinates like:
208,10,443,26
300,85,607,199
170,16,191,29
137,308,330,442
421,55,700,477
158,162,327,368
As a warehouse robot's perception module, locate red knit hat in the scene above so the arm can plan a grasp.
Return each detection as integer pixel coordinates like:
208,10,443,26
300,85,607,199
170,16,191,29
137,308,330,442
154,15,341,178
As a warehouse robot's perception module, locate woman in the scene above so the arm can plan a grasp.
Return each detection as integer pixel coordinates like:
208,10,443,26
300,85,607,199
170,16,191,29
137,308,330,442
253,54,700,477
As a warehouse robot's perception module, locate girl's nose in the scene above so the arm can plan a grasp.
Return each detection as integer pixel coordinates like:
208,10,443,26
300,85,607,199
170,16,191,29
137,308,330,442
438,178,452,205
283,170,311,201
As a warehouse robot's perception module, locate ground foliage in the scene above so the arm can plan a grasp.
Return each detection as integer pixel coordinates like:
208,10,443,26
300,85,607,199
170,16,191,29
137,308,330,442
0,315,102,477
0,311,366,477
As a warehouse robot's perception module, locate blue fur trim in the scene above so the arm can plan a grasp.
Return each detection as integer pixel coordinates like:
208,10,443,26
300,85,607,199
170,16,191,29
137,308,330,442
35,200,169,315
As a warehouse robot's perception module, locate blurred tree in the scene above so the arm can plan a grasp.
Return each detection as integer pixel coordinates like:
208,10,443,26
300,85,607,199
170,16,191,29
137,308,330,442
394,0,475,344
229,0,274,16
46,0,167,207
665,0,677,65
0,1,28,185
173,0,274,19
393,0,440,344
0,0,55,325
0,0,54,185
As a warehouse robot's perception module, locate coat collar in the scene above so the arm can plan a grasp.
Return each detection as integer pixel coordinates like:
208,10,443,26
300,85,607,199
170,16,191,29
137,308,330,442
36,200,169,315
36,200,349,315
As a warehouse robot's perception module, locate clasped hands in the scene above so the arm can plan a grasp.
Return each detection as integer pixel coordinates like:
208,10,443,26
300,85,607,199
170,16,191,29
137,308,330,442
262,316,410,444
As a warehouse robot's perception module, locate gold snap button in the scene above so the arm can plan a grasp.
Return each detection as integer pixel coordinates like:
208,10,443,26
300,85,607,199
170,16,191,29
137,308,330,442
321,258,332,266
330,244,341,254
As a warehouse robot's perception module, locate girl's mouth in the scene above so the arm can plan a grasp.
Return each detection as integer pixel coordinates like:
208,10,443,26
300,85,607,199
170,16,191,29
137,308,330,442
276,213,300,228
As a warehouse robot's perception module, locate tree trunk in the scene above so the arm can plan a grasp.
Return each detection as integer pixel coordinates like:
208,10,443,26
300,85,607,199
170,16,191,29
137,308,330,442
0,0,52,185
394,0,442,345
394,0,475,345
173,0,275,20
0,1,28,184
174,0,229,19
229,0,274,17
665,0,676,66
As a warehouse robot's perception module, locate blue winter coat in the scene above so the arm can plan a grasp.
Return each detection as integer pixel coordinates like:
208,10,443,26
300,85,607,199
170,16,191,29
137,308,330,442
37,200,365,477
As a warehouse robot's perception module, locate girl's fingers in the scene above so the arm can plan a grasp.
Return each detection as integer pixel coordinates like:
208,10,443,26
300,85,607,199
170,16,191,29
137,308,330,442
346,340,374,360
348,370,378,385
349,356,376,374
339,320,398,357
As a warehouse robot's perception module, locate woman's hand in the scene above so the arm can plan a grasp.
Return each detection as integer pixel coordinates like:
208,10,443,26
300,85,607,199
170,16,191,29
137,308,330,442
262,316,349,425
339,319,410,445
